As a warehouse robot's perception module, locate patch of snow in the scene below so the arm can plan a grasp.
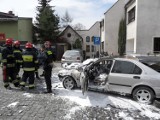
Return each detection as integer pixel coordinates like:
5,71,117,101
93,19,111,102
19,110,23,113
23,93,33,98
82,58,97,65
64,106,81,119
57,89,112,107
7,102,19,108
66,63,82,69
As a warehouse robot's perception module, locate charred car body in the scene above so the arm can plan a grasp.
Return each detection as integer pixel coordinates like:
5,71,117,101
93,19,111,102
58,57,160,104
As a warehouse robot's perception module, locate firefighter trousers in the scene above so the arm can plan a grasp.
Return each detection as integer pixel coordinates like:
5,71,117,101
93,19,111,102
44,65,52,92
3,67,19,88
21,71,35,89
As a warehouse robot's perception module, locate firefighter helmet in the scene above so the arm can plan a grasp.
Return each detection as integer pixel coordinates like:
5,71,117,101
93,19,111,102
25,42,33,49
14,40,20,46
5,38,13,45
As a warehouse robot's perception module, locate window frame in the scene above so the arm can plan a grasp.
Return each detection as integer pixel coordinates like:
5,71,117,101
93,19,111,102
128,7,135,23
111,60,142,75
86,45,90,52
86,36,90,42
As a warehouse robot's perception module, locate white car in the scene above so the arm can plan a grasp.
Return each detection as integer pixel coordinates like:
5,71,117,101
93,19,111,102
58,57,160,104
61,50,83,66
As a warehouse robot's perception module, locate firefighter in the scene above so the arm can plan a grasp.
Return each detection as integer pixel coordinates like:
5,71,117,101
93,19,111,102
2,38,19,88
20,42,38,89
13,40,22,81
43,41,55,93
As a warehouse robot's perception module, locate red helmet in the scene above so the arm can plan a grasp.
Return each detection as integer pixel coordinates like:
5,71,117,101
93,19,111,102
5,38,13,45
14,40,20,46
44,41,51,46
25,42,33,49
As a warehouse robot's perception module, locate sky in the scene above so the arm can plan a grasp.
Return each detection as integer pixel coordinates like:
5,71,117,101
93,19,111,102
0,0,118,29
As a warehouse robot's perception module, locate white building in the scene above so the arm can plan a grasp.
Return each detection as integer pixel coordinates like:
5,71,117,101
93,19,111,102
77,22,100,58
103,0,129,55
58,22,100,60
102,0,160,55
126,0,160,54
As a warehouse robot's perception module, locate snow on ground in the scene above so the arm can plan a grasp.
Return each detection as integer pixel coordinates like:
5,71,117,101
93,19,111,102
51,64,160,120
23,93,34,98
7,102,19,108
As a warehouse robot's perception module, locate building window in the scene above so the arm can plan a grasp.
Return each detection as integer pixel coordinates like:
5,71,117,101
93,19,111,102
86,36,90,42
154,37,160,53
67,33,71,37
92,36,94,42
128,7,135,23
86,45,90,52
101,41,104,51
92,45,94,52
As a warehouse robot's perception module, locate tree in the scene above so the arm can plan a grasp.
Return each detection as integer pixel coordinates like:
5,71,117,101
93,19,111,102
61,10,73,29
73,23,86,30
118,19,126,56
73,39,82,49
35,0,59,43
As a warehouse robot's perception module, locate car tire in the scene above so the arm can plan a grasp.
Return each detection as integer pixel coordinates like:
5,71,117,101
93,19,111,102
62,76,76,90
132,86,155,104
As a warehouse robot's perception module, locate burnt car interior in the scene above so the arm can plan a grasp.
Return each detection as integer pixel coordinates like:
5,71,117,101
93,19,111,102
88,59,113,85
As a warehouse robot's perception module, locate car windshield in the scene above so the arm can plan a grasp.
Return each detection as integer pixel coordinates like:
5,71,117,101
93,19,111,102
64,51,80,56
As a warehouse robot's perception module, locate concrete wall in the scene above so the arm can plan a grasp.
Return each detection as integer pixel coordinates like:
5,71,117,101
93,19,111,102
0,21,18,39
104,0,128,55
136,0,160,54
18,18,32,42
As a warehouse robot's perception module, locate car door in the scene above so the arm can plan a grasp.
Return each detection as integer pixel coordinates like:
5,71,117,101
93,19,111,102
107,60,142,94
80,59,113,94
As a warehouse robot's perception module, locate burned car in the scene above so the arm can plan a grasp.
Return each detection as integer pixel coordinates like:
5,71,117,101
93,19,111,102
58,57,160,104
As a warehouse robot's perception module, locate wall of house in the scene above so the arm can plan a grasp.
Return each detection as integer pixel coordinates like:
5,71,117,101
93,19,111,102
62,27,82,49
136,0,160,54
77,22,100,58
126,0,137,54
104,0,128,55
18,18,32,42
0,21,18,39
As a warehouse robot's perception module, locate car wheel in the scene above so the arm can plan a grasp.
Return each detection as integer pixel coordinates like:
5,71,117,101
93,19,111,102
62,76,76,89
132,86,155,104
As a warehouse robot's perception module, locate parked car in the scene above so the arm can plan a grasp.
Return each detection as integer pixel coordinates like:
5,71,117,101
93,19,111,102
61,50,83,66
58,57,160,104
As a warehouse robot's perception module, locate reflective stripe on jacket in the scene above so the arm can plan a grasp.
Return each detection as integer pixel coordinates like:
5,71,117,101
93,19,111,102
2,47,16,67
13,48,23,64
22,49,38,71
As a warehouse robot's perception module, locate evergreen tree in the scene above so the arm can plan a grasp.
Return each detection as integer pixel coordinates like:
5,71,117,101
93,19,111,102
35,0,59,43
118,19,126,56
73,39,82,49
